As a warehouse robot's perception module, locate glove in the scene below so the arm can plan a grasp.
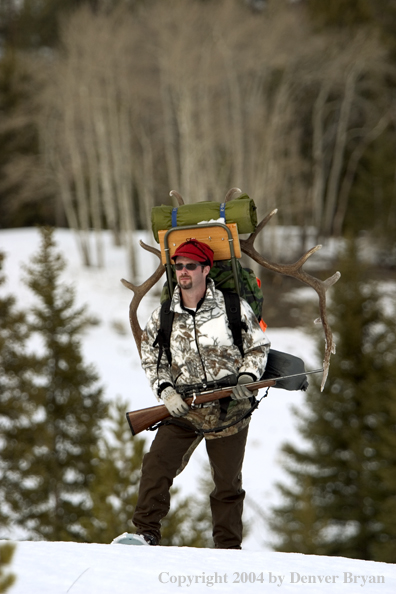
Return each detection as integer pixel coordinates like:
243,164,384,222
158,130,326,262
161,386,189,417
231,374,257,401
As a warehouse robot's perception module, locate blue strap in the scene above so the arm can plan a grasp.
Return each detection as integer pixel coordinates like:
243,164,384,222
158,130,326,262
219,202,226,221
171,207,178,227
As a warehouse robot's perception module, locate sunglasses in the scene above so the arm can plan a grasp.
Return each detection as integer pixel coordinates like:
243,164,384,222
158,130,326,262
174,263,202,271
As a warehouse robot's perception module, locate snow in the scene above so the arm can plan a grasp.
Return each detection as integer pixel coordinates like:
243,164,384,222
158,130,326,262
4,540,396,593
3,228,393,592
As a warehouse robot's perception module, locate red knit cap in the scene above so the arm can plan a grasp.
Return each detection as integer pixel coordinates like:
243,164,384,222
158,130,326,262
172,239,214,267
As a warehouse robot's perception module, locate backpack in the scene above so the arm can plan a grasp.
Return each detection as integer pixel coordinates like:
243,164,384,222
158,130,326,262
154,263,308,391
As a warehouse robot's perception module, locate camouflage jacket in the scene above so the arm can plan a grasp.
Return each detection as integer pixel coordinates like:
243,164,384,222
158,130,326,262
141,279,270,439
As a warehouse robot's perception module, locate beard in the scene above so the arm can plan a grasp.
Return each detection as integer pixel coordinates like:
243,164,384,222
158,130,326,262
178,276,192,290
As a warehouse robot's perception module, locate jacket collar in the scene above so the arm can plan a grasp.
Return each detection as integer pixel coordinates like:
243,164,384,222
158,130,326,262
171,278,218,314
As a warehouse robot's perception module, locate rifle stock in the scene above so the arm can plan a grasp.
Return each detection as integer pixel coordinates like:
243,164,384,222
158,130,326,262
126,377,278,436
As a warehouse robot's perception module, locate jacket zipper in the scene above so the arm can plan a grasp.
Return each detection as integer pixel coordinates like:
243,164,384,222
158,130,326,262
191,312,208,385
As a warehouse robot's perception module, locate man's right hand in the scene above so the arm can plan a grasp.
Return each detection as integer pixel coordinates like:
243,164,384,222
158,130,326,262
161,386,189,417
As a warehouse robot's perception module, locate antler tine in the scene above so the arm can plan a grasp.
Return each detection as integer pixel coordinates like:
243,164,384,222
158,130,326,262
249,208,278,243
224,187,242,202
139,240,162,258
240,226,340,391
315,271,340,388
170,190,184,205
121,242,165,357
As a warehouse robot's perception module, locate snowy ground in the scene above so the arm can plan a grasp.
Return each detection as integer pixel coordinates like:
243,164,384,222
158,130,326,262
3,228,389,592
4,540,396,594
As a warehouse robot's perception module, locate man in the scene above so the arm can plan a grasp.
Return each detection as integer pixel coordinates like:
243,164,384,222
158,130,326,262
123,239,270,548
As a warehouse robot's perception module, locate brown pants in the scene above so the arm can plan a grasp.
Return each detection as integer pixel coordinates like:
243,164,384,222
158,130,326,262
132,421,249,548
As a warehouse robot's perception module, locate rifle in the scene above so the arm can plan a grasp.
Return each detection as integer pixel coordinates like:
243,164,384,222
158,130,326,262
126,369,322,436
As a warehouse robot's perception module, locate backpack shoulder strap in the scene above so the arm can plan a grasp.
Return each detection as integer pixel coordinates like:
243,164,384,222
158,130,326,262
223,292,247,358
153,299,174,367
154,293,248,366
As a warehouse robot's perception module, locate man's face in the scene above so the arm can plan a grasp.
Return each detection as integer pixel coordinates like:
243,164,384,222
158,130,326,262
174,256,209,291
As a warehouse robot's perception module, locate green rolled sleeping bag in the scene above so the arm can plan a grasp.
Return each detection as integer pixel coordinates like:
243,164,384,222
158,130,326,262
151,194,257,243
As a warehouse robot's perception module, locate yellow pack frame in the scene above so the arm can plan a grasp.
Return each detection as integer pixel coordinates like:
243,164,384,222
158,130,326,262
158,222,241,299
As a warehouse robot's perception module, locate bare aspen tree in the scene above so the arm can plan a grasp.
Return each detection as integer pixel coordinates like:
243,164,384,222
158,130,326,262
38,59,94,266
135,126,155,232
312,80,331,233
155,3,222,203
38,7,141,274
323,64,361,237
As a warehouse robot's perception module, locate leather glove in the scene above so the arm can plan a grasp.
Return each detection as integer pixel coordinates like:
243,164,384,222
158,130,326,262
161,386,189,417
231,374,257,401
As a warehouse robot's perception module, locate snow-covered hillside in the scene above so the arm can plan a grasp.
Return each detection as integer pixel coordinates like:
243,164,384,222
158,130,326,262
1,228,395,592
5,540,396,594
4,227,385,593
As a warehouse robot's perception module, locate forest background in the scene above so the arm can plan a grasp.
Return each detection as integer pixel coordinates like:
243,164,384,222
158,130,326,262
1,0,396,276
1,0,396,567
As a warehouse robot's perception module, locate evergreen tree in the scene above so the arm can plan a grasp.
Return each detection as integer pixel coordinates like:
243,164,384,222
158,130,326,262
0,542,16,593
0,1,154,51
269,240,396,562
1,227,107,541
1,1,86,49
83,398,147,544
306,0,396,63
85,398,214,547
0,252,36,533
306,0,373,28
345,130,396,247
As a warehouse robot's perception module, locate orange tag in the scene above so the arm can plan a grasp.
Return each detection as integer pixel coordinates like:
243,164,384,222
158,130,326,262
260,319,267,332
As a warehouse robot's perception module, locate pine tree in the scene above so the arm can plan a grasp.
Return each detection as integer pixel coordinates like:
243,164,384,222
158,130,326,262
0,252,36,533
306,0,373,28
1,227,107,541
269,239,396,562
83,398,147,544
85,398,214,547
345,131,396,247
0,542,16,593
